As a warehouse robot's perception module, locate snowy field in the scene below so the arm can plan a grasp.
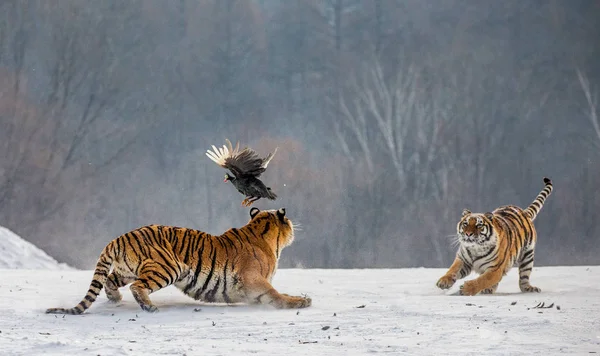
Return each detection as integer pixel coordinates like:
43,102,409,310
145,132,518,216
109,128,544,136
0,267,599,355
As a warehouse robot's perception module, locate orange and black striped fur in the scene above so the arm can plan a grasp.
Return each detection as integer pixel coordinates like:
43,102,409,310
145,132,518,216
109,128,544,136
46,207,311,314
436,177,553,296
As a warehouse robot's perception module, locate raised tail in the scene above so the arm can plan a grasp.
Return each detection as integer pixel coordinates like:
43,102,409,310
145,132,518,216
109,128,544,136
46,246,114,315
524,177,553,221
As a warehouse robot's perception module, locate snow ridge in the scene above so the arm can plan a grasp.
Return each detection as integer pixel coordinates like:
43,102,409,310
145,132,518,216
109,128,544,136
0,225,72,270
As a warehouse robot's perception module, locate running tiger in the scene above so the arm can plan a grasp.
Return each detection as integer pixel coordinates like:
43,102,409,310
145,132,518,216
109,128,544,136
46,207,311,314
436,177,553,296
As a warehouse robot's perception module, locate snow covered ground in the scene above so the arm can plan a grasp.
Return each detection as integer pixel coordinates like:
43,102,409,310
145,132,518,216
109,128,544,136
0,267,598,355
0,226,72,270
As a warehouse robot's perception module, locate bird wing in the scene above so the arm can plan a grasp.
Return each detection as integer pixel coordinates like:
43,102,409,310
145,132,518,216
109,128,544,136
206,139,278,178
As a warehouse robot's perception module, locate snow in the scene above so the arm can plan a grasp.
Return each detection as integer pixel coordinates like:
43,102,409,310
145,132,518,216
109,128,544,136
0,267,599,355
0,226,72,270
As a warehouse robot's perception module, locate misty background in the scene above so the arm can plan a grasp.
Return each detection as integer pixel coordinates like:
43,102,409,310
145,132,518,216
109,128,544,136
1,0,599,270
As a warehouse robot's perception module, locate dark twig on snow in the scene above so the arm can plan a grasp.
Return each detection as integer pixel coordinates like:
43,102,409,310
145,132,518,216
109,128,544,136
529,302,555,309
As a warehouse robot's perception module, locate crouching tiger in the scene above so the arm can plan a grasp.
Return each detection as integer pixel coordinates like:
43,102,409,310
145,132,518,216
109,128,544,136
46,207,311,314
437,177,553,296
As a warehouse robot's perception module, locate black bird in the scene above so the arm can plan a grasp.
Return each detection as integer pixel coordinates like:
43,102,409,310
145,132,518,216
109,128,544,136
206,139,278,207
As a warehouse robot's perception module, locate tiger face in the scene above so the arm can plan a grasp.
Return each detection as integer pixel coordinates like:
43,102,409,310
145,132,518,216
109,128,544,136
457,209,496,246
249,207,295,247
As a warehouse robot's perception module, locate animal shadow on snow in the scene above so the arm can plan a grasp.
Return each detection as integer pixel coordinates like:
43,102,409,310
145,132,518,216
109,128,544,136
447,290,524,297
41,299,280,316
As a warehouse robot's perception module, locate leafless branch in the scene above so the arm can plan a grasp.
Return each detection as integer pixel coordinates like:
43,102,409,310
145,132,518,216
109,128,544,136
576,68,600,146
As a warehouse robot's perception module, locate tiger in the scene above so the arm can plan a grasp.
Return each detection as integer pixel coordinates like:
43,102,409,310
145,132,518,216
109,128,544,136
46,207,311,314
436,177,553,296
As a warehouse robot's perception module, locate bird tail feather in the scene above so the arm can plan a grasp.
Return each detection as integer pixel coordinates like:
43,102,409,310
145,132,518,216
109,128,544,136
262,147,278,169
206,139,238,166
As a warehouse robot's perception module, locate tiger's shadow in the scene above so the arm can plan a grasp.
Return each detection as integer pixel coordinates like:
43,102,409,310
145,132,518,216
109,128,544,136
94,299,274,315
447,290,528,297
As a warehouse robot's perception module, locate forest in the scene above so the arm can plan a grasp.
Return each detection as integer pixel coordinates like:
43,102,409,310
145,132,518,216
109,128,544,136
1,0,599,269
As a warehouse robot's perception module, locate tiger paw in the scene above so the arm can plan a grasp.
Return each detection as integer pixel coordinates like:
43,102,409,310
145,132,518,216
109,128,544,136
520,284,541,293
106,294,122,303
141,304,159,313
459,281,480,296
289,295,312,309
298,296,312,308
481,284,499,294
436,275,456,290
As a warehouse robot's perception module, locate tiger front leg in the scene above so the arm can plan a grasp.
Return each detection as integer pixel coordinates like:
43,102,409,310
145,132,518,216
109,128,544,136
242,274,311,309
460,269,504,296
437,257,471,290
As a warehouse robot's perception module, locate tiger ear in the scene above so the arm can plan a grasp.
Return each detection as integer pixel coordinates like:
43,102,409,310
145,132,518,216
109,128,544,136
462,209,471,217
484,212,494,221
249,207,260,219
277,208,286,217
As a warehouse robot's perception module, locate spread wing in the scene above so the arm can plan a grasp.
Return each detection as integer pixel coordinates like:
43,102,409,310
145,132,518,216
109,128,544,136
206,139,278,178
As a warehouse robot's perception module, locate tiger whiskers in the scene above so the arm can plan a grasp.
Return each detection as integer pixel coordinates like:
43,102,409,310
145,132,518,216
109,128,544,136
448,234,462,248
292,222,303,232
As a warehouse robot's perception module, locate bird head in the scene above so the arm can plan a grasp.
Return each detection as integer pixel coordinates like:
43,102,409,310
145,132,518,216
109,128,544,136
224,173,235,182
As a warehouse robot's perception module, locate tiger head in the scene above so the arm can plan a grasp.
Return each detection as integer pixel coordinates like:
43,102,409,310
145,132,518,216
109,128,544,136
457,209,496,246
248,207,295,248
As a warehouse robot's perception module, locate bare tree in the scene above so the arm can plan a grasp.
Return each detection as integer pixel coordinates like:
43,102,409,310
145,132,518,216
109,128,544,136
338,58,450,197
176,0,266,136
577,69,600,149
0,2,152,240
2,0,599,269
333,56,456,266
0,0,40,226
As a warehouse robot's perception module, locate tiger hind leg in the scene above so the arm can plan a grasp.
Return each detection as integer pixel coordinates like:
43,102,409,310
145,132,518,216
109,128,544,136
130,260,183,313
243,274,311,309
105,272,134,303
518,248,541,293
